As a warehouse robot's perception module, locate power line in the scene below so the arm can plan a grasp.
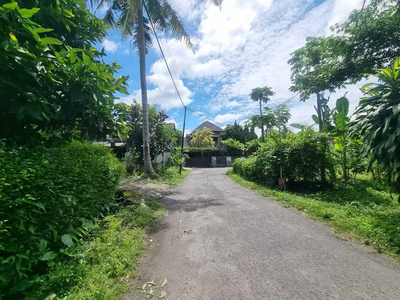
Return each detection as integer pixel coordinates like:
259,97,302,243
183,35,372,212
186,107,225,126
143,1,186,108
143,2,226,127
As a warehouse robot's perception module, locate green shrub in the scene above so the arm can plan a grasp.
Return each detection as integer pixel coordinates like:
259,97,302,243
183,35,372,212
232,130,333,187
0,141,124,297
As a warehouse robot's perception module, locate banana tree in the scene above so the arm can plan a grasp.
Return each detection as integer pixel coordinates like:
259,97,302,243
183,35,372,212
333,95,350,180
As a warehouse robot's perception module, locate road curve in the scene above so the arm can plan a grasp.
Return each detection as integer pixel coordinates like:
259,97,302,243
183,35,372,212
131,168,400,300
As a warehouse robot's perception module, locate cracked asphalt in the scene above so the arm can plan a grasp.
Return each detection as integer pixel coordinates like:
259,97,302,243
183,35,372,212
130,168,400,299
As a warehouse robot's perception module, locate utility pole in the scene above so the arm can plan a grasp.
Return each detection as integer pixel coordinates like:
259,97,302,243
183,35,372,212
179,106,187,174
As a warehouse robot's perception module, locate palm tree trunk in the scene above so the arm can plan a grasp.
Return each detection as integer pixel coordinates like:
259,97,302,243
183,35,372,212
259,100,264,141
138,3,157,177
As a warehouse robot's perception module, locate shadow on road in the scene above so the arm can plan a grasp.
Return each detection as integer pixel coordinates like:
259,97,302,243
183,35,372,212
162,196,224,212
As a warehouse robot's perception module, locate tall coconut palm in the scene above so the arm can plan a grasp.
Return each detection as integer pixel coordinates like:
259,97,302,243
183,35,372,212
95,0,222,176
250,86,274,141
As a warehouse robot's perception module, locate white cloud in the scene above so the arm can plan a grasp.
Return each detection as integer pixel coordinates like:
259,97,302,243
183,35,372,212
102,39,119,53
166,118,180,129
197,0,273,56
141,0,370,122
326,0,366,33
214,113,244,124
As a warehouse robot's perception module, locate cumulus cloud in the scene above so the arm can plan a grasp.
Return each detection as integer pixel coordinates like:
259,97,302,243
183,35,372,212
140,0,368,123
214,113,244,124
102,39,119,53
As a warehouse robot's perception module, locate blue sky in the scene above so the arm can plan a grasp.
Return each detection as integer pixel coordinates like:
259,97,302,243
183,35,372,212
94,0,367,135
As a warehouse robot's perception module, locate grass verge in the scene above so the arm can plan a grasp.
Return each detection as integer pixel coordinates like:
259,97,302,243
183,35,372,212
152,166,189,185
227,170,400,262
28,197,166,300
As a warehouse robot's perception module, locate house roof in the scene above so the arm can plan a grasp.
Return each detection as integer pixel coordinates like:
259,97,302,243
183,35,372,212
193,121,223,133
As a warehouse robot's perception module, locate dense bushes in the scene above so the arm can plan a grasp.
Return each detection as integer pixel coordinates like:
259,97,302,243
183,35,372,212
232,130,333,187
0,141,124,297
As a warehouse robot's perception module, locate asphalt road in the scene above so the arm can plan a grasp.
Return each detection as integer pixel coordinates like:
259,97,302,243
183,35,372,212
131,168,400,299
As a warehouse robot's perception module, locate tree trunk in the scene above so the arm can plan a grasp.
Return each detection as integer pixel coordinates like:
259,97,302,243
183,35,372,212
316,92,326,181
259,100,264,142
138,3,157,177
316,92,323,132
342,147,347,181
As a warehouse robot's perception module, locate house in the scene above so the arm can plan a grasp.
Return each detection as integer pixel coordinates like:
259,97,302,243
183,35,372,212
185,120,223,146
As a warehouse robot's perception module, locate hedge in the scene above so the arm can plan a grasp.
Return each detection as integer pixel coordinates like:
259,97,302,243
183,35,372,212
232,131,333,187
0,141,124,297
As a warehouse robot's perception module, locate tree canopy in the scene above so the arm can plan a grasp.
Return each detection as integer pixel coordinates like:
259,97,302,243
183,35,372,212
0,0,128,144
124,102,180,161
351,59,400,193
220,121,257,143
288,0,400,100
190,128,215,148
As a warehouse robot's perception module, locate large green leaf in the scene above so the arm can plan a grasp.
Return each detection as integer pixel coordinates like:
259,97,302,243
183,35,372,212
61,234,74,247
40,37,63,45
336,96,349,116
2,2,18,10
19,8,40,18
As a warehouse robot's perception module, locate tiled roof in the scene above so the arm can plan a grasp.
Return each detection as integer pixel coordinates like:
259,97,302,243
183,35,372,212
193,121,223,132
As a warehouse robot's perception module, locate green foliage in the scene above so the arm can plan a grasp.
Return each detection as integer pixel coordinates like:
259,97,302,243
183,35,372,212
333,95,351,180
222,138,261,156
0,141,124,297
125,103,180,162
250,87,275,106
228,171,400,259
100,0,194,51
124,148,141,175
221,138,246,155
274,104,292,132
28,195,166,300
232,130,333,187
190,128,215,148
220,121,257,143
183,146,219,157
351,59,400,194
249,111,276,134
288,37,343,100
328,0,400,86
0,0,128,144
289,1,400,98
153,166,189,185
250,86,275,140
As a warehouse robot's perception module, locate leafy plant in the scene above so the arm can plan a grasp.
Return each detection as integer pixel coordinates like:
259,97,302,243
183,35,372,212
220,121,257,143
232,130,333,187
97,0,223,177
333,95,350,180
351,58,400,194
250,86,275,140
190,128,215,148
0,141,124,297
0,0,128,144
125,103,180,164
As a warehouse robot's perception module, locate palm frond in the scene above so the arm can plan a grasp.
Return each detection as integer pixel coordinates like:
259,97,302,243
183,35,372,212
146,0,167,29
133,17,153,54
159,0,194,51
103,5,116,26
117,0,140,37
205,0,223,6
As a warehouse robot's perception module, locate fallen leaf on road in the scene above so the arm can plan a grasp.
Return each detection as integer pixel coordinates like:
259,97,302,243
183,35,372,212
147,288,154,299
147,280,156,286
161,279,167,287
158,291,167,299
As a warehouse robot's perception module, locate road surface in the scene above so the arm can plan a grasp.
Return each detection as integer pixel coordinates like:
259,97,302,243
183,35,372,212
131,168,400,299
